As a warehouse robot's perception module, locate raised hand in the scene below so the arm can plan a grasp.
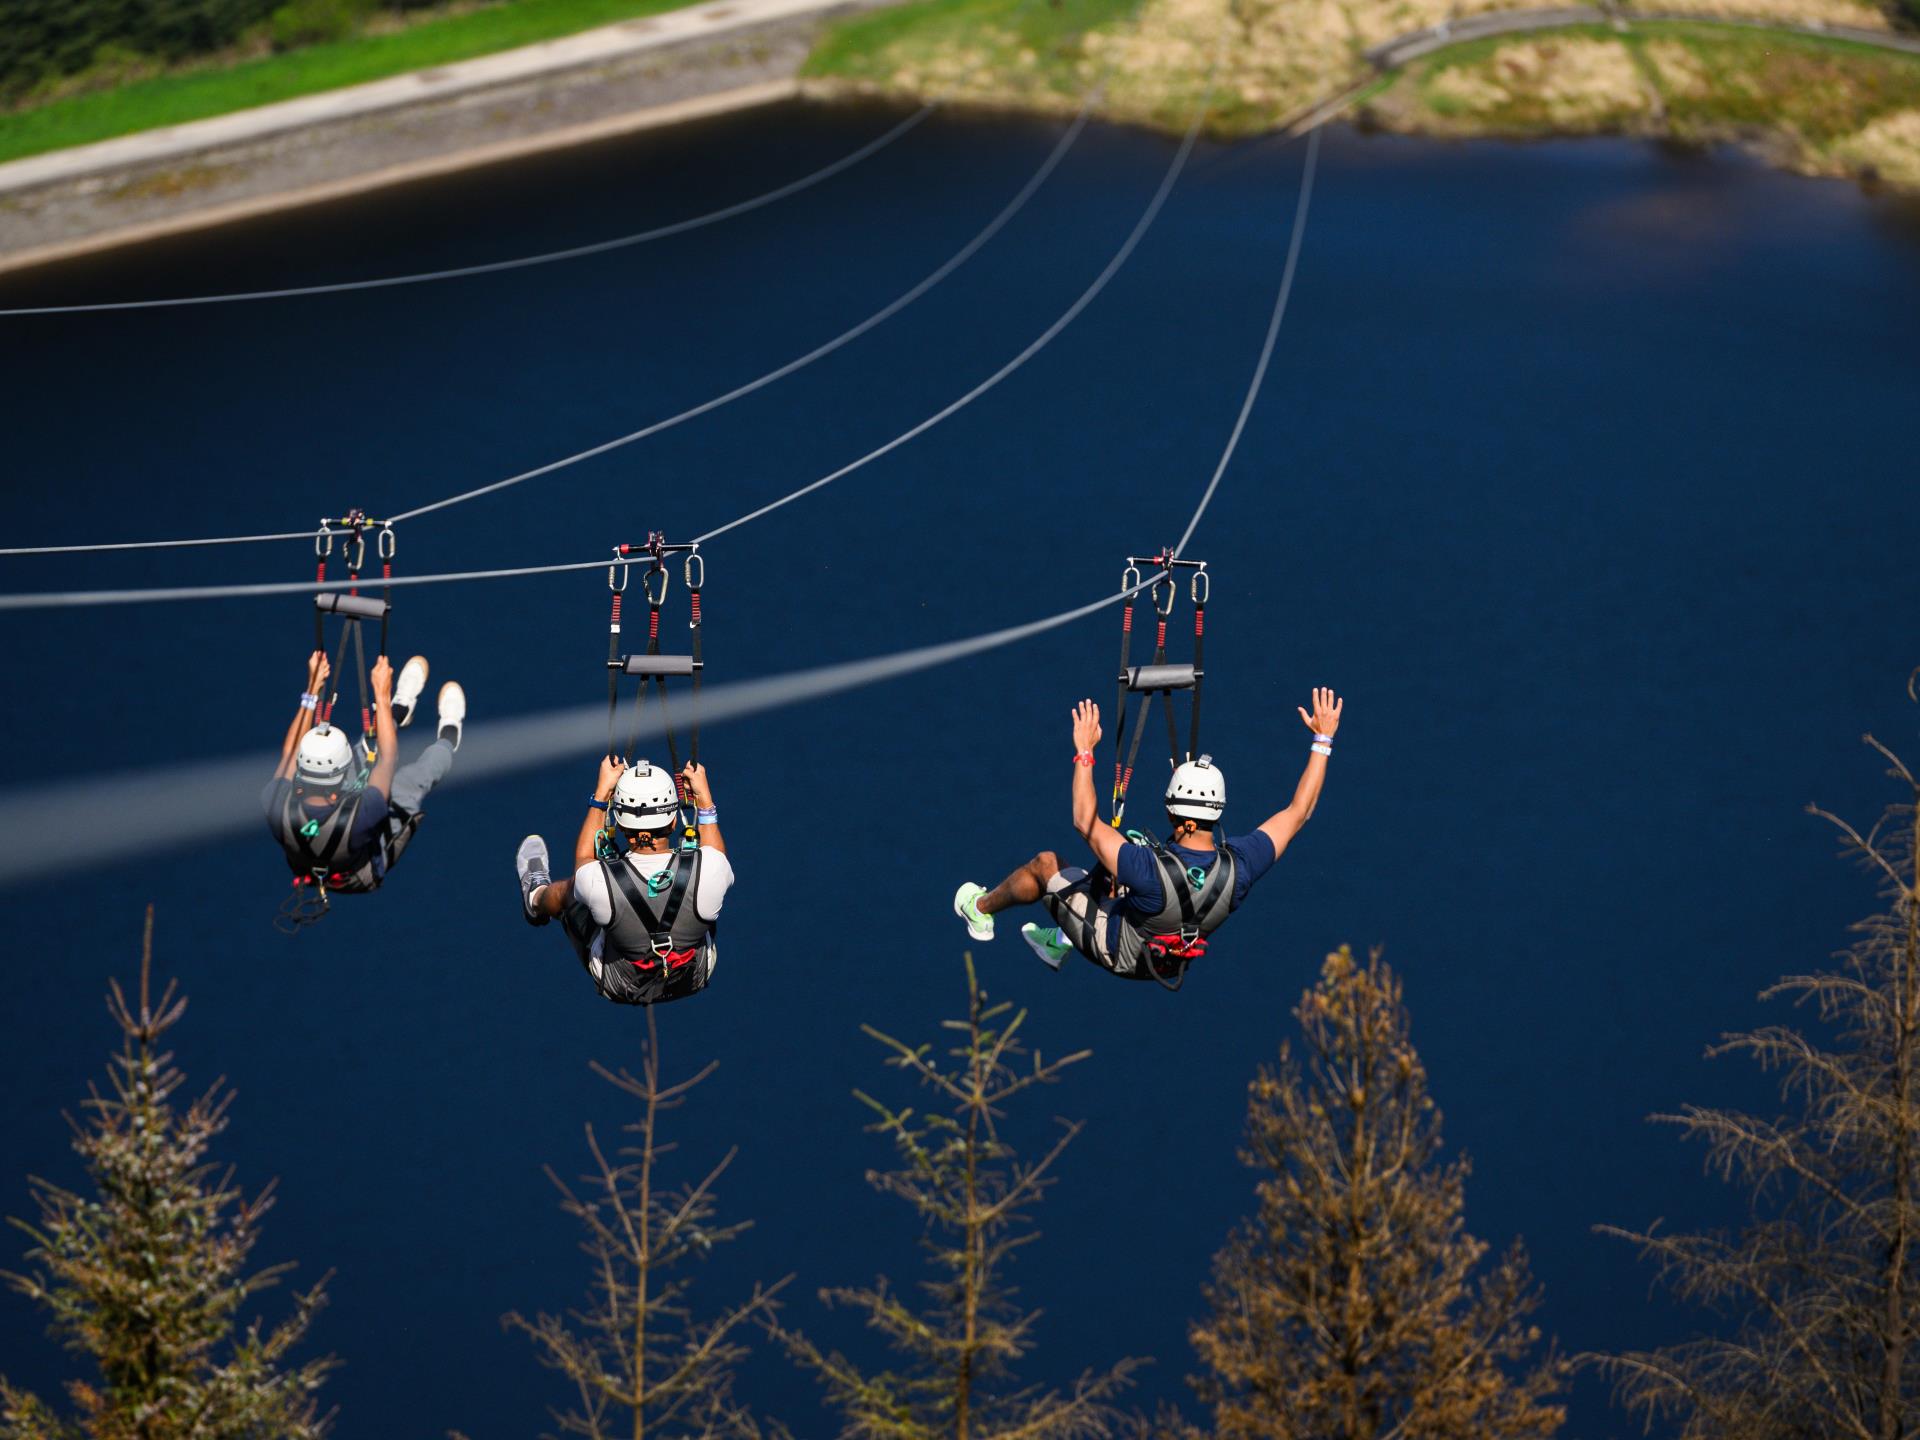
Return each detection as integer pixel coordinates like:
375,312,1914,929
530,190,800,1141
682,761,713,807
1297,686,1343,739
1072,698,1103,754
597,755,627,796
370,655,393,700
306,650,330,688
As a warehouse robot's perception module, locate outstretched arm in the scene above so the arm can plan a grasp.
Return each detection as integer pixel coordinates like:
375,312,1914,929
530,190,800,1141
274,651,330,780
576,756,625,868
683,762,725,856
364,656,400,799
1068,699,1125,874
1258,687,1343,859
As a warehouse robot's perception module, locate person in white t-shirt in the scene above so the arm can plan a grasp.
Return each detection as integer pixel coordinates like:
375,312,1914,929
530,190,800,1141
514,755,734,1006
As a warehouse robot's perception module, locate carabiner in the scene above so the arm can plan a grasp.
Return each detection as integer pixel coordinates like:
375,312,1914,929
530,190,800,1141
645,563,670,608
1190,566,1210,605
343,531,366,574
377,525,396,561
315,523,334,559
608,545,630,594
684,549,705,591
1152,577,1176,617
1120,564,1141,597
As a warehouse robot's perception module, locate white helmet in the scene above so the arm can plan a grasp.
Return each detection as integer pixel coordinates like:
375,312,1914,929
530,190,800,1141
612,760,679,831
1166,754,1225,822
294,724,354,788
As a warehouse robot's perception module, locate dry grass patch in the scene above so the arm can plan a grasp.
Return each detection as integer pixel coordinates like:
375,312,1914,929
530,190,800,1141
1831,105,1920,182
1624,0,1889,29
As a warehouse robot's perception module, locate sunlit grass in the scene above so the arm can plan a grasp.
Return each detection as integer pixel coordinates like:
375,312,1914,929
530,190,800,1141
0,0,709,166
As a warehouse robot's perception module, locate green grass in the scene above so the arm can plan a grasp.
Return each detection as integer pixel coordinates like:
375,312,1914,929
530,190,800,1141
803,0,1136,97
1403,19,1920,141
0,0,710,166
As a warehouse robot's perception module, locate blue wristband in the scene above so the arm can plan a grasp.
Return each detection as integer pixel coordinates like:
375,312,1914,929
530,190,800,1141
587,798,608,811
697,806,719,824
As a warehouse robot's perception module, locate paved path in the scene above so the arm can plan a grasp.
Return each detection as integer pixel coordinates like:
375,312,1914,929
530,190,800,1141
1365,5,1920,69
0,0,880,198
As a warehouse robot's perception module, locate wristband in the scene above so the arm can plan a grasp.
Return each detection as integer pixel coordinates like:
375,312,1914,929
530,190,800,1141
299,692,318,710
587,798,608,811
1311,742,1333,757
696,806,719,824
1072,751,1095,767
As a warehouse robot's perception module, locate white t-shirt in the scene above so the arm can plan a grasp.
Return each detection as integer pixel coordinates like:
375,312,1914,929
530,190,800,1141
573,846,734,929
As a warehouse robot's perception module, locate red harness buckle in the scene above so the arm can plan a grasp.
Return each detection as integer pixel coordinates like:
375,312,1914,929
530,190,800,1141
1148,933,1208,960
631,947,702,971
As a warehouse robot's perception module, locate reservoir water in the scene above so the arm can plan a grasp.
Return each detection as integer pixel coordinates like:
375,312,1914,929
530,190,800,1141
3,101,1919,1435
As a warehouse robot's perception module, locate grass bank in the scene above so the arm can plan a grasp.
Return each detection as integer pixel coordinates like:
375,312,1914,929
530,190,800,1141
803,0,1141,112
1365,20,1920,186
0,0,709,167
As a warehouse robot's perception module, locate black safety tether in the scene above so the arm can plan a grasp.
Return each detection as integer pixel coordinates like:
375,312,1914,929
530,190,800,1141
1107,550,1209,828
602,535,707,843
282,512,396,929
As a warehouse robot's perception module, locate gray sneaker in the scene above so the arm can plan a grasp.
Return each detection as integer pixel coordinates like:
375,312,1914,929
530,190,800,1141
517,834,551,927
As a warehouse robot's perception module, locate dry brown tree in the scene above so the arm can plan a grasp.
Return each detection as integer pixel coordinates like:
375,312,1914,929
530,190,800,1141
1591,682,1920,1440
500,1009,786,1440
0,907,335,1440
1184,946,1566,1440
781,955,1140,1440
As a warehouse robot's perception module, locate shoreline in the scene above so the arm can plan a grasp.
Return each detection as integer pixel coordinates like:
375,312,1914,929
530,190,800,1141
0,81,793,277
0,0,897,275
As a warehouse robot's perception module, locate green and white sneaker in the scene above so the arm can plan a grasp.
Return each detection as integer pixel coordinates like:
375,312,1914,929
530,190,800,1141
1021,924,1072,972
953,882,994,942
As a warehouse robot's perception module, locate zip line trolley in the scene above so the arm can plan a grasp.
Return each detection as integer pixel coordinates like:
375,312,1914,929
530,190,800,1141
274,511,407,932
602,533,705,856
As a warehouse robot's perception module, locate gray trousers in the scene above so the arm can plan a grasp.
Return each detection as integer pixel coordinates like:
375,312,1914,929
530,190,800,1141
389,738,454,817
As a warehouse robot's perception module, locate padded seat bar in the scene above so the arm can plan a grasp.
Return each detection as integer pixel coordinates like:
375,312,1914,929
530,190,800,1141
1123,663,1199,692
315,592,389,621
615,654,700,677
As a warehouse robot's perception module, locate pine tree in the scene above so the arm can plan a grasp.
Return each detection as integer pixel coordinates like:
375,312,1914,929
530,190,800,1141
781,955,1139,1440
1185,946,1565,1440
501,1010,786,1440
0,907,334,1440
1591,689,1920,1440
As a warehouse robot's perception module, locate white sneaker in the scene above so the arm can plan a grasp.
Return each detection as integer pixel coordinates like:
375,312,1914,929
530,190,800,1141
392,655,429,728
953,882,994,942
517,834,551,927
437,681,466,751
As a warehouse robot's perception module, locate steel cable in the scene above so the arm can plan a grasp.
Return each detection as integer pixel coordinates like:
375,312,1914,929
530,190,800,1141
0,106,935,318
0,128,1323,883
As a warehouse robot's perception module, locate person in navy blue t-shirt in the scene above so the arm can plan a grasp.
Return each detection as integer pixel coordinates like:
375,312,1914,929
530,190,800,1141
952,687,1343,979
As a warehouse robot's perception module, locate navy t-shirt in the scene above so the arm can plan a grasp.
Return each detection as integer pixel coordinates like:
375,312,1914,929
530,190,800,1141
261,779,389,869
1111,830,1277,919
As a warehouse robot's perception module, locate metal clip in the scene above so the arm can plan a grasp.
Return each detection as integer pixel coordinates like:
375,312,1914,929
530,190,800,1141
609,545,630,593
1120,564,1141,597
1151,577,1176,617
377,525,396,561
645,564,670,608
315,524,334,559
684,549,704,591
1190,566,1209,604
343,531,366,573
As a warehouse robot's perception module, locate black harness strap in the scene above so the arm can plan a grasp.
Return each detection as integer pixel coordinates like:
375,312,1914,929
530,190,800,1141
602,851,698,956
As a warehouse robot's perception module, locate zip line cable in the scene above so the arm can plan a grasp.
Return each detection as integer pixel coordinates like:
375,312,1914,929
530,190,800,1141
0,78,1195,599
0,106,935,318
0,128,1322,885
691,83,1211,545
386,91,1100,524
1,97,1092,555
1174,122,1320,559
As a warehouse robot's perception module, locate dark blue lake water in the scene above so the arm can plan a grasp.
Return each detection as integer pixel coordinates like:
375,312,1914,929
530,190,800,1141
3,101,1919,1436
